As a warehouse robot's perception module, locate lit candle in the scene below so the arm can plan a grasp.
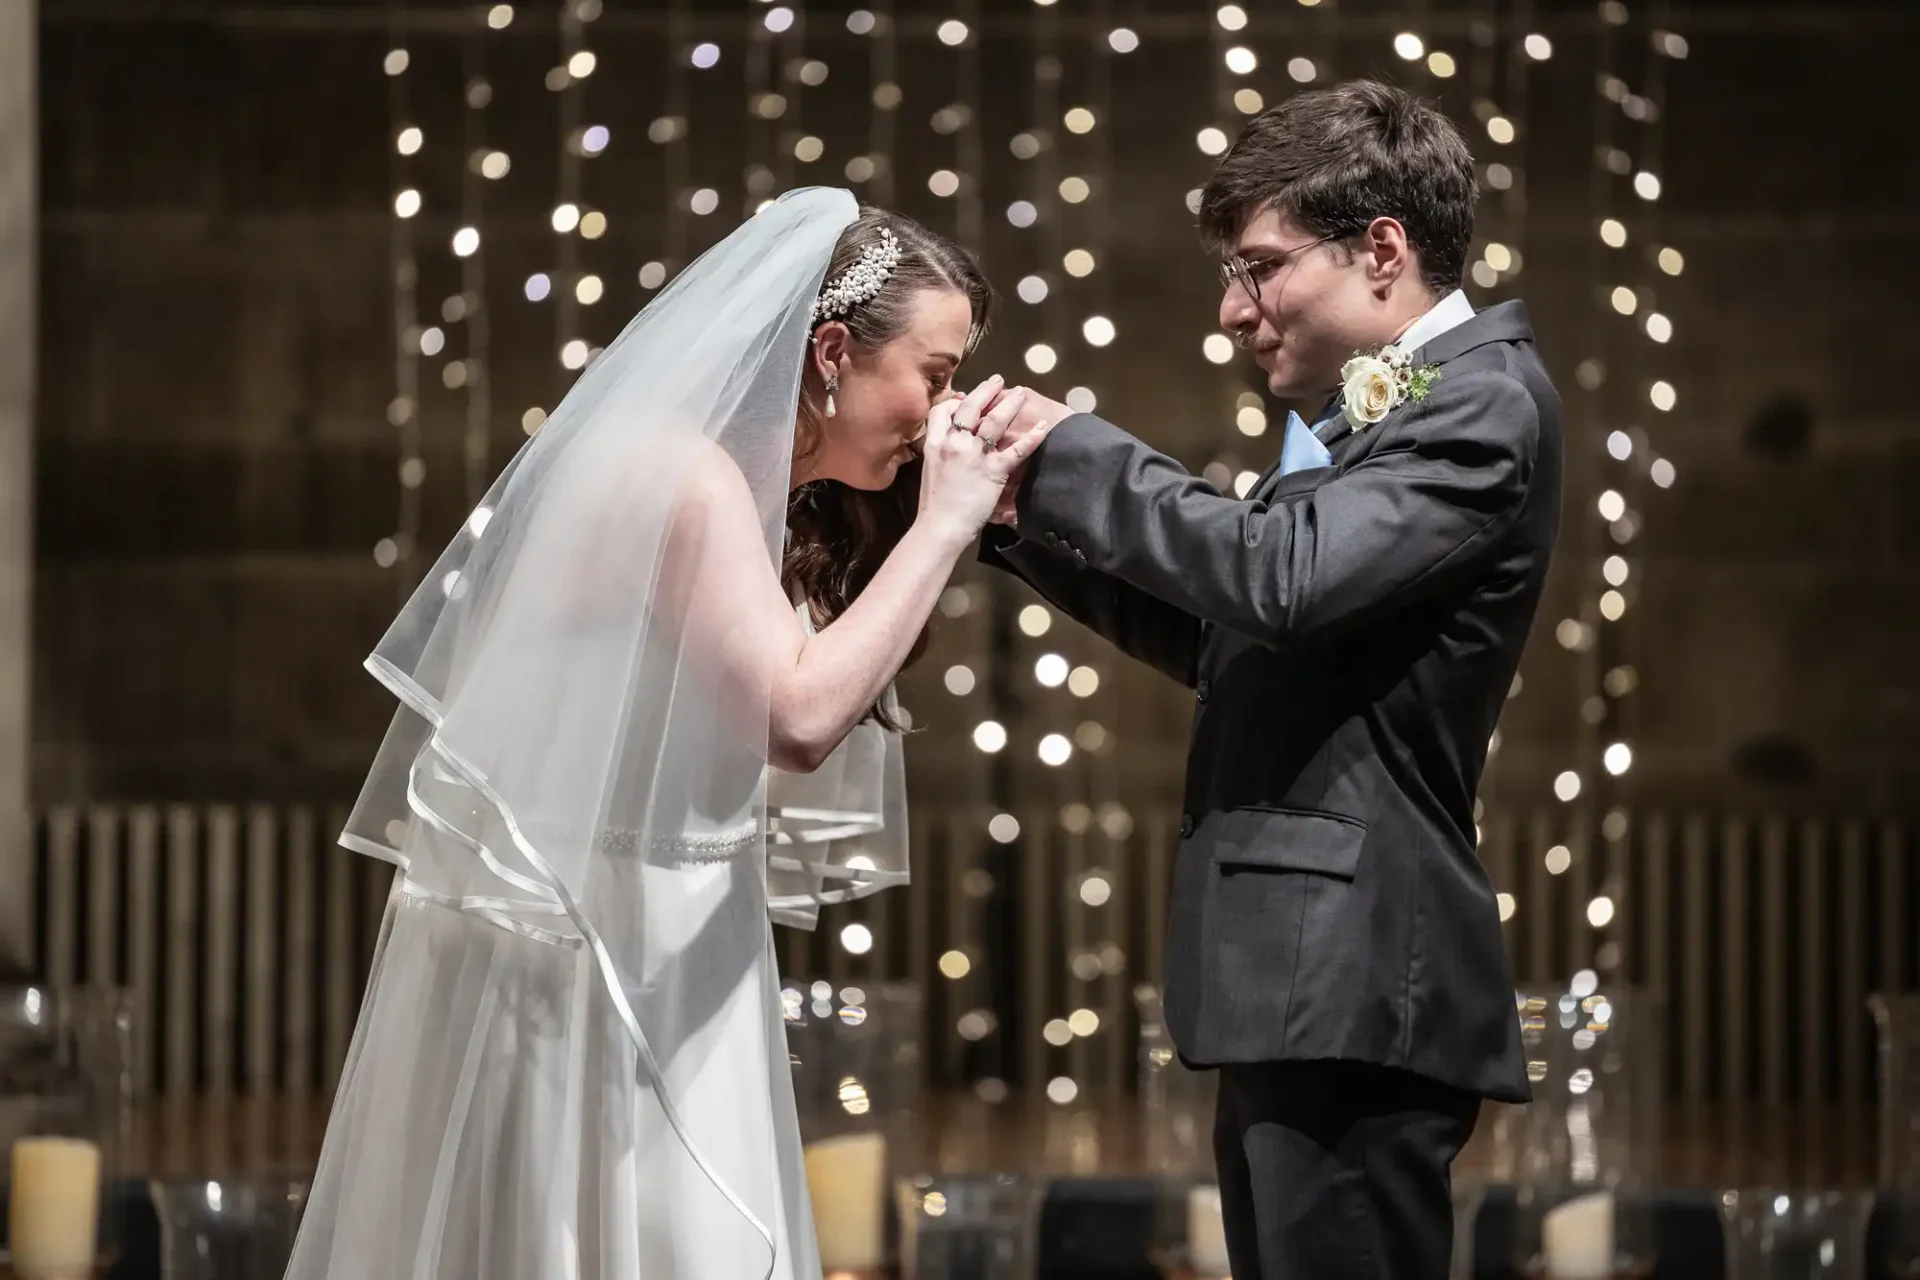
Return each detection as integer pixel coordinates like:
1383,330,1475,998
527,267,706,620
804,1132,887,1270
1187,1183,1230,1278
1542,1191,1614,1280
9,1136,101,1280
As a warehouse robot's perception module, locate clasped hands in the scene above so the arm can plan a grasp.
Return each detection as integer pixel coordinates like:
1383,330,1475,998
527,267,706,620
945,381,1073,526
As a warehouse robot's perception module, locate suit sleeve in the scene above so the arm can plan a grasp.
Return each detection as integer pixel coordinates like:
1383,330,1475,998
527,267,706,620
1013,371,1539,648
977,526,1201,688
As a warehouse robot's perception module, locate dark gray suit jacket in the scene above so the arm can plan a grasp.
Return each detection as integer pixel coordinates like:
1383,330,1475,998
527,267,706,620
979,301,1557,1103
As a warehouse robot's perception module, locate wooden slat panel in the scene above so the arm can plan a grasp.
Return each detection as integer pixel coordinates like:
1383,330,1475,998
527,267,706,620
45,808,79,988
164,805,199,1099
1839,820,1868,1176
1610,809,1632,985
1887,824,1912,992
906,806,935,1059
284,806,317,1098
203,806,240,1097
1100,826,1128,1096
1567,808,1594,978
243,806,278,1097
1527,810,1555,984
1141,811,1174,998
1722,818,1750,1109
1799,819,1828,1175
1760,817,1788,1109
944,814,973,1084
18,797,1917,1135
86,807,118,987
1061,824,1089,1089
1020,809,1051,1094
1681,813,1710,1108
1644,813,1671,1007
125,806,160,1098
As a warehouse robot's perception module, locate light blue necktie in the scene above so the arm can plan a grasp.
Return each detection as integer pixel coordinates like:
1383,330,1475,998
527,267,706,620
1278,409,1334,476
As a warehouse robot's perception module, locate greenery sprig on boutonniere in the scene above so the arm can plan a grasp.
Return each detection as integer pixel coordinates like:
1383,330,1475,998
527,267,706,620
1339,343,1442,432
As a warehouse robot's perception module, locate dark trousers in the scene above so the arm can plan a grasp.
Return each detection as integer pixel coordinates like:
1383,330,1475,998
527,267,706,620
1213,1059,1481,1280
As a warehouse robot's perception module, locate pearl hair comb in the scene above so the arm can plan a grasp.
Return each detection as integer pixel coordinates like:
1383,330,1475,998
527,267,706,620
811,226,903,328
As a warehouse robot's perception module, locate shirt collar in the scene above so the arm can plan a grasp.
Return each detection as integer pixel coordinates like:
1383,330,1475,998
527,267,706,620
1392,288,1476,359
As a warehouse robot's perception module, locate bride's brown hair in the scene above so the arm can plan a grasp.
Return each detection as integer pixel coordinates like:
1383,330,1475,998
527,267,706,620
783,207,994,732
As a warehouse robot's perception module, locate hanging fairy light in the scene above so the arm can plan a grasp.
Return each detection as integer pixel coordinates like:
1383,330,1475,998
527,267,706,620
1017,0,1087,800
850,0,895,204
1461,0,1544,918
635,0,694,319
1456,0,1537,303
548,0,586,390
915,0,1013,1096
744,0,780,213
1198,0,1246,498
1549,0,1691,979
776,0,818,209
1556,0,1635,900
1038,0,1130,1108
379,2,423,595
455,13,497,508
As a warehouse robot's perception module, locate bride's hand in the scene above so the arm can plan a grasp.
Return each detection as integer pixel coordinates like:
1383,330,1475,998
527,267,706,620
916,375,1048,547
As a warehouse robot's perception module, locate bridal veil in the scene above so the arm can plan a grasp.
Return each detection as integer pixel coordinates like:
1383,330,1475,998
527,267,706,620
286,187,908,1279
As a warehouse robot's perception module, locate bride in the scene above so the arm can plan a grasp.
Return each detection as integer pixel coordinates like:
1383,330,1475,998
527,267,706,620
284,187,1044,1280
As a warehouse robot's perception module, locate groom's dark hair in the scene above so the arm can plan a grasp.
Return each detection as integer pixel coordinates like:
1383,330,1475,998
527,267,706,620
1199,79,1477,296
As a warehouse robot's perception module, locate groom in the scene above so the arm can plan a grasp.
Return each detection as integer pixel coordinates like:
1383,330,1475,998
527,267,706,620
976,80,1558,1277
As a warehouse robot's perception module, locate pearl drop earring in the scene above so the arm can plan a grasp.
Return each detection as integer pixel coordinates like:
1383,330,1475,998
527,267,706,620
825,373,839,418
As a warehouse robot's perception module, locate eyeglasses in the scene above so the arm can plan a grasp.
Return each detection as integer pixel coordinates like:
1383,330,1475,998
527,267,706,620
1217,233,1345,309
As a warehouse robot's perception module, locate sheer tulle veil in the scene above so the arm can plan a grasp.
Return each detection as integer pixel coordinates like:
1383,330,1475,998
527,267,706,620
285,187,909,1279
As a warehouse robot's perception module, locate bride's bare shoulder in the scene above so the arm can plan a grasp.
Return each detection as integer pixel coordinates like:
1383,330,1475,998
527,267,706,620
671,436,766,527
652,437,790,570
655,437,786,614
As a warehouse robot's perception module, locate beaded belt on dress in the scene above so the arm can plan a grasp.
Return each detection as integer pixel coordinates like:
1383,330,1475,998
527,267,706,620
599,820,760,864
400,820,761,944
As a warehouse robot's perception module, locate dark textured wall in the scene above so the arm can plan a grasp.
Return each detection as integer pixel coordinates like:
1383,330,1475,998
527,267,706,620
31,0,1920,812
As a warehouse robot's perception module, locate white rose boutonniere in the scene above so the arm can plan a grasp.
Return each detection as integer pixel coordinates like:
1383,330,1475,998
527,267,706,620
1340,343,1441,433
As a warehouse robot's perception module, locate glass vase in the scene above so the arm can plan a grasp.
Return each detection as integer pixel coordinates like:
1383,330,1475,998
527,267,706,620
1871,994,1920,1276
1508,984,1664,1279
0,985,131,1280
786,979,921,1279
1718,1188,1874,1280
147,1178,307,1280
1134,985,1216,1180
896,1173,1039,1280
1134,985,1227,1280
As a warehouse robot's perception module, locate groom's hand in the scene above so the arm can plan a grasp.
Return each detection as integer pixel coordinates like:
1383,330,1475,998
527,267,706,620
986,387,1072,525
1004,386,1074,440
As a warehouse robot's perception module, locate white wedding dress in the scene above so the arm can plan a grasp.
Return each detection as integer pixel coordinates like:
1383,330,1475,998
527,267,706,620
284,189,909,1280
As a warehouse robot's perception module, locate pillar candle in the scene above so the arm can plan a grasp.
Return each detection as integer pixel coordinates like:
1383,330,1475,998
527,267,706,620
1542,1191,1614,1280
1187,1183,1230,1278
9,1136,101,1280
804,1132,886,1270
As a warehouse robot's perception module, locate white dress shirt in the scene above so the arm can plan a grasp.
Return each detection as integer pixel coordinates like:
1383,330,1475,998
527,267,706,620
1392,287,1477,358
